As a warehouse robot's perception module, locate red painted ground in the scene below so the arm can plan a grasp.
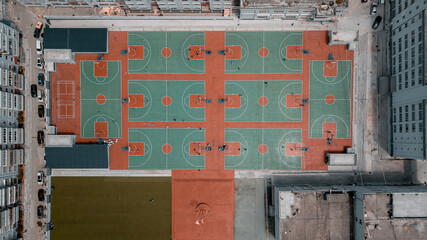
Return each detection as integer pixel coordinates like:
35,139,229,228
50,30,353,239
94,61,108,77
128,45,144,60
323,60,338,77
189,46,205,60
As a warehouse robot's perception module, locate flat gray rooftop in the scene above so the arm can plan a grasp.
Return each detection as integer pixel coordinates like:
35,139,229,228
278,191,352,239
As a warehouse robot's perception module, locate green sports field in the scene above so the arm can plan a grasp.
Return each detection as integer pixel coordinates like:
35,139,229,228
50,177,171,240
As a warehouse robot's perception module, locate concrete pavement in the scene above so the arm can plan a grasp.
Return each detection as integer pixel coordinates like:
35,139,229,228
7,1,48,239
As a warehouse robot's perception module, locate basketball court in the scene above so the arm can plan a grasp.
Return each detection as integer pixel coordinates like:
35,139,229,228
51,31,353,171
50,30,354,240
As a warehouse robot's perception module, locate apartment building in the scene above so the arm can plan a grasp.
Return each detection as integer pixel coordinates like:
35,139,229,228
0,22,23,240
390,0,427,159
14,0,232,11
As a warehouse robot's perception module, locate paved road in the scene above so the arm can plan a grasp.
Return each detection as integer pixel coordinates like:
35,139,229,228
7,2,47,239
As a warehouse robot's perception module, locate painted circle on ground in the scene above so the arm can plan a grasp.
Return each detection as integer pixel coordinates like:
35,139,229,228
162,144,172,154
96,94,106,105
325,95,335,105
258,144,268,154
258,96,268,106
162,47,172,58
162,96,172,106
259,47,269,58
195,203,210,218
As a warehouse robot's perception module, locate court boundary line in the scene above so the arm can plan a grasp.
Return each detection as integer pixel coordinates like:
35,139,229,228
81,113,122,138
128,81,153,121
224,129,249,168
80,59,122,139
81,61,121,85
224,32,250,73
57,103,75,119
127,33,152,73
277,130,303,169
128,129,153,168
278,32,304,73
278,81,303,121
180,33,206,73
309,114,350,139
224,82,249,121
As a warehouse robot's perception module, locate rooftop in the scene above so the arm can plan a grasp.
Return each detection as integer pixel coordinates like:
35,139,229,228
240,0,348,9
45,144,109,169
362,192,427,239
276,189,353,239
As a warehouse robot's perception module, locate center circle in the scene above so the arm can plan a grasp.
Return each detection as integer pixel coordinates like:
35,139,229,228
258,144,268,154
258,96,268,106
162,144,172,154
162,47,172,58
325,95,335,105
195,203,211,218
162,96,172,106
96,94,106,105
259,47,269,58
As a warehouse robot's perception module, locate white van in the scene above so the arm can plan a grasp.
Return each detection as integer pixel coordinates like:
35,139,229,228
37,90,44,102
36,40,43,55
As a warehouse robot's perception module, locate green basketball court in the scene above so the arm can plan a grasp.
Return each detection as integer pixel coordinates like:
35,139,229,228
128,80,205,122
128,128,205,169
309,60,352,139
225,32,303,74
127,32,205,73
225,128,302,169
80,61,122,138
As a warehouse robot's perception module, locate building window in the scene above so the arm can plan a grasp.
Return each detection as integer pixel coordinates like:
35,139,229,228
405,105,409,121
394,108,397,122
412,104,416,120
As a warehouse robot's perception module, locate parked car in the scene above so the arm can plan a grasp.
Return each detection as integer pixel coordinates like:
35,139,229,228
371,2,378,15
38,189,45,201
37,131,44,144
379,0,385,4
37,57,43,69
37,171,44,185
36,40,43,55
38,73,44,86
31,84,37,98
38,105,44,118
37,205,44,219
361,0,367,2
372,16,383,29
33,21,43,38
37,90,44,103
